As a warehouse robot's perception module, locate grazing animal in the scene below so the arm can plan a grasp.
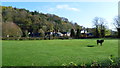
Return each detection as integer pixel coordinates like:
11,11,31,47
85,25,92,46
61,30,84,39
97,40,104,46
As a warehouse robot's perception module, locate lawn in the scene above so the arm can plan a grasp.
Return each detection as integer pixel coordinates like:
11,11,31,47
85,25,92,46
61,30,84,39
2,39,118,66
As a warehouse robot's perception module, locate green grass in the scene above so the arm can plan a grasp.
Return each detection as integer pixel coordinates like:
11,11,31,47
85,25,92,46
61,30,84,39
2,39,118,66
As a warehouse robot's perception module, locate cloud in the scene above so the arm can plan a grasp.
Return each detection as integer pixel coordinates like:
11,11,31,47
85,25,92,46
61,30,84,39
47,4,80,12
48,8,55,12
56,5,80,12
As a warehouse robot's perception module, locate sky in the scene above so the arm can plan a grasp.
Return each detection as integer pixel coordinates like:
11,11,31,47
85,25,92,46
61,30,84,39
1,2,118,30
1,0,119,2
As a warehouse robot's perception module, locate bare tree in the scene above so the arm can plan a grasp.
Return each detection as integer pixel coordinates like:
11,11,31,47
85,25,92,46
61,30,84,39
113,16,120,38
93,17,107,38
93,17,99,37
99,18,107,38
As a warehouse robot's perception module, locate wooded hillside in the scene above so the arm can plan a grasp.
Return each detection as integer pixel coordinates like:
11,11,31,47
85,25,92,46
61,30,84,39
2,6,82,37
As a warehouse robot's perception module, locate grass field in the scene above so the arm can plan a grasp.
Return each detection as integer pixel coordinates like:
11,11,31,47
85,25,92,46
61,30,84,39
2,39,118,66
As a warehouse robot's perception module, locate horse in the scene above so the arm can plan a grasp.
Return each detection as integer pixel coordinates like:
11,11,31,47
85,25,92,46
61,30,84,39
97,40,104,46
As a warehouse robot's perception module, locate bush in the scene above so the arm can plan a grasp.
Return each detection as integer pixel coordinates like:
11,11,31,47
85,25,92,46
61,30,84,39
61,57,120,67
2,22,23,37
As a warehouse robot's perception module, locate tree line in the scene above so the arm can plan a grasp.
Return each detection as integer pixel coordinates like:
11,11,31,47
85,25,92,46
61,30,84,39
1,6,120,38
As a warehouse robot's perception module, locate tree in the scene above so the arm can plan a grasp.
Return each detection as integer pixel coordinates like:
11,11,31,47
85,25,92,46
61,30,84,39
70,29,75,38
93,17,107,38
105,29,111,36
2,22,23,37
42,26,47,32
74,23,82,30
76,29,81,39
22,30,28,37
93,17,100,37
113,16,120,38
2,6,82,38
99,18,107,38
38,29,45,37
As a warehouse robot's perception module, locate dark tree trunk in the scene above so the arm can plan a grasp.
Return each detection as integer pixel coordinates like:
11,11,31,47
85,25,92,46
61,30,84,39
22,30,28,37
76,29,80,39
70,29,75,38
101,29,105,38
95,28,99,38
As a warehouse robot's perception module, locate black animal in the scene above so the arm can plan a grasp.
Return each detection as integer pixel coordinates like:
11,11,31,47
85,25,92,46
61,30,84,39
97,40,104,46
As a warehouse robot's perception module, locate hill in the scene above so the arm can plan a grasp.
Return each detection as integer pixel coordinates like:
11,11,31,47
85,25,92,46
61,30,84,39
2,6,82,37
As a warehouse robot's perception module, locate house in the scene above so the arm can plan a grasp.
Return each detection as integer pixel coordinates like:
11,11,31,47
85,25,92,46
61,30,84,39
80,29,94,38
28,32,40,37
80,30,88,38
52,32,63,37
61,32,70,36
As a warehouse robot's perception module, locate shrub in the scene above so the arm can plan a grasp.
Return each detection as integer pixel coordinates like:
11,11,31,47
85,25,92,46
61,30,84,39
2,22,23,37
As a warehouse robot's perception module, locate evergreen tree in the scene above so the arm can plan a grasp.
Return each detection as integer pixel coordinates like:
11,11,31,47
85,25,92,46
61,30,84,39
76,29,81,39
70,29,75,38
